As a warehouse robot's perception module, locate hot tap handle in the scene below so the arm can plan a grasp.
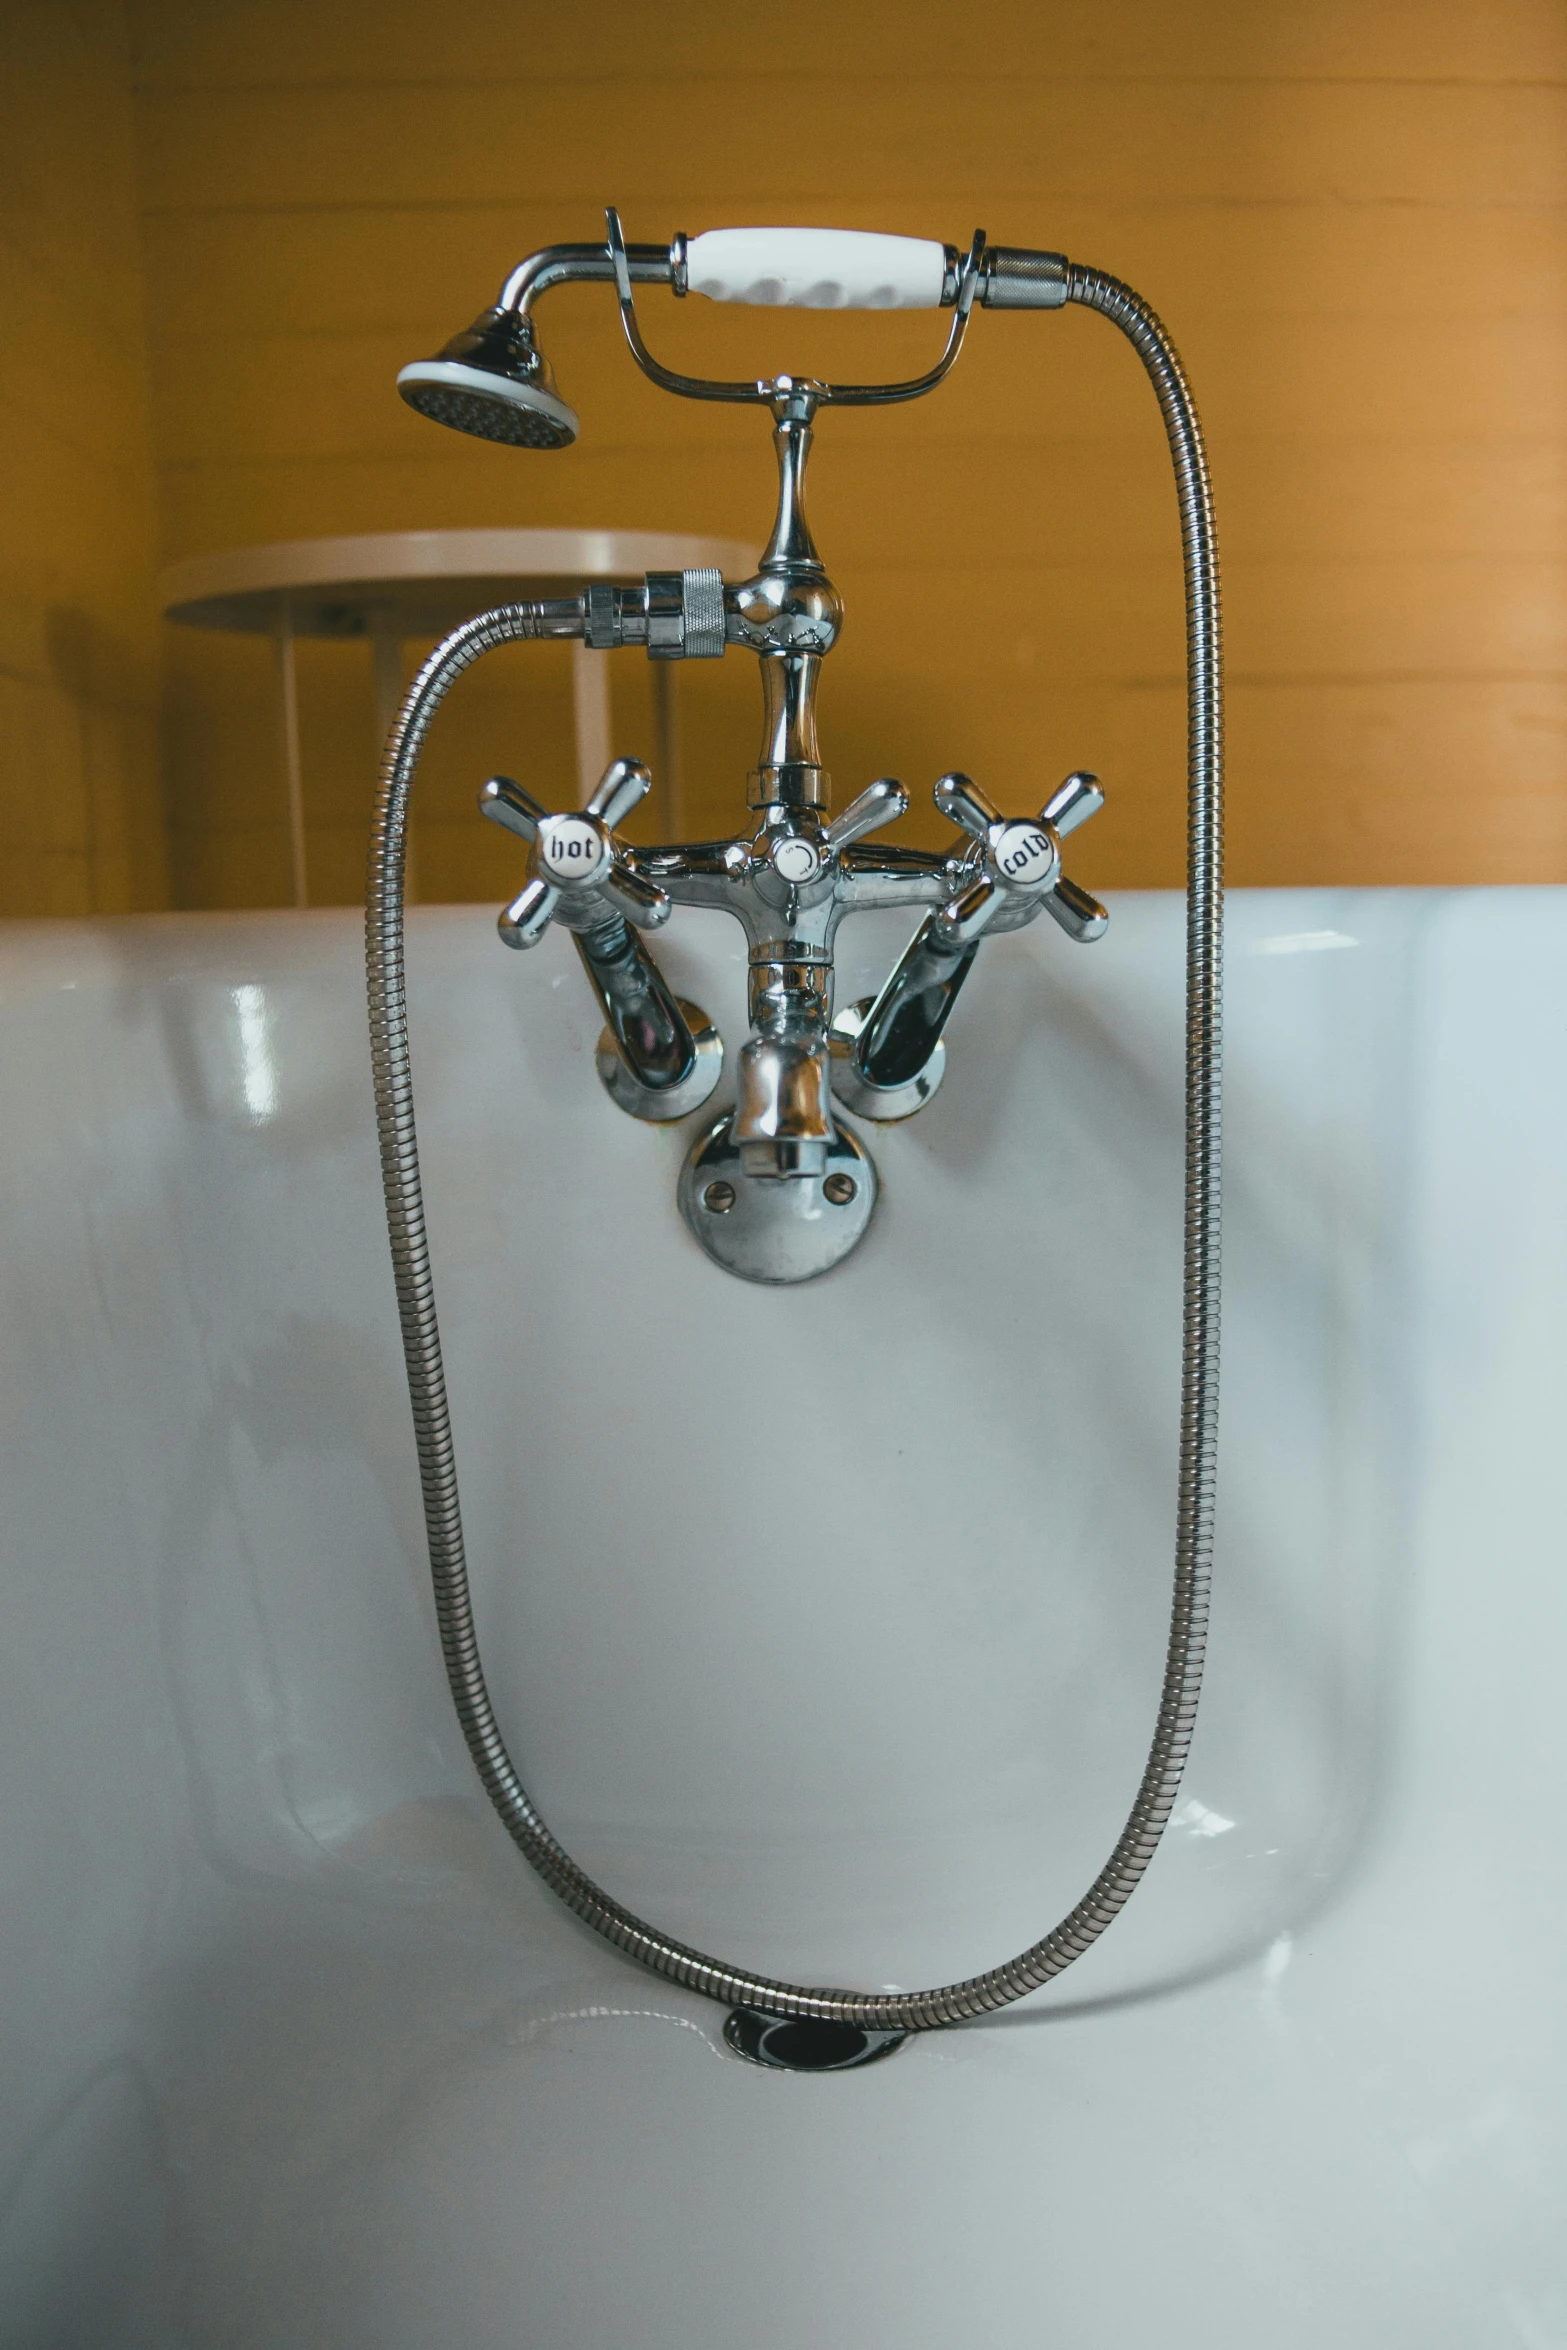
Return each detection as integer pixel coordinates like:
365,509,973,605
600,863,670,926
579,760,676,925
824,777,908,856
586,755,653,832
478,774,549,841
498,876,560,949
481,758,670,951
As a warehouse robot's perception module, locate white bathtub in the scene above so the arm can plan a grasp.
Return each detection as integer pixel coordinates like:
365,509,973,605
1,889,1562,2348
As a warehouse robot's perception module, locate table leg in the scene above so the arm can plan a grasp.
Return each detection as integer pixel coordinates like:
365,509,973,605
652,660,681,840
272,594,307,909
571,638,612,805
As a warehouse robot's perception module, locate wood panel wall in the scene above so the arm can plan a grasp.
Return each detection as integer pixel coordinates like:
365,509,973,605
29,2,1567,908
0,1,167,917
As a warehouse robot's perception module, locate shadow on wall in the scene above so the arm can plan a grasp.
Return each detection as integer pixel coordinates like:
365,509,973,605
0,605,166,918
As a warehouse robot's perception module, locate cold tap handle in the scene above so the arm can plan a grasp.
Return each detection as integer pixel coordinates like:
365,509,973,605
933,876,1003,948
824,777,908,857
1040,875,1109,942
1034,773,1106,941
934,771,1003,841
1041,770,1104,838
931,767,1108,944
842,771,1104,1101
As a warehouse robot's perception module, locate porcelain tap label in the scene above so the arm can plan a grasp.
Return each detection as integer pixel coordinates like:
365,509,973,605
770,835,821,885
993,822,1056,889
539,817,607,886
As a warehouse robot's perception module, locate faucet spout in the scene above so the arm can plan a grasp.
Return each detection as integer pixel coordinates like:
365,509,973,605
731,945,836,1178
732,1031,833,1178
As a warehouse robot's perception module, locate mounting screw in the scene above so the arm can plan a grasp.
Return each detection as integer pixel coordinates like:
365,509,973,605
703,1180,737,1214
823,1172,857,1206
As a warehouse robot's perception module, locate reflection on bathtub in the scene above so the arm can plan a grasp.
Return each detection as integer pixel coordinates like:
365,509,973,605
1171,1797,1238,1840
231,985,278,1124
1248,930,1359,957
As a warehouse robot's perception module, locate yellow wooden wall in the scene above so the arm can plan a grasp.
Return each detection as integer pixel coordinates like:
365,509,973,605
12,2,1567,912
0,1,168,917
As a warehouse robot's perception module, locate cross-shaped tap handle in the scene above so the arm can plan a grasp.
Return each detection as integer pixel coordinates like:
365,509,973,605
479,757,671,948
932,768,1107,944
823,776,908,856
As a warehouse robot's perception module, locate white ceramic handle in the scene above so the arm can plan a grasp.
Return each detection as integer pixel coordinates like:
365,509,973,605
684,229,948,311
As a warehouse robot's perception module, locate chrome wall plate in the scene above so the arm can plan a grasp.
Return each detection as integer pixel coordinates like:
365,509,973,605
828,997,947,1122
677,1110,877,1283
595,999,723,1122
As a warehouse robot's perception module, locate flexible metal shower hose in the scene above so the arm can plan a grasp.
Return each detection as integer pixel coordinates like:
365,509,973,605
365,266,1222,2030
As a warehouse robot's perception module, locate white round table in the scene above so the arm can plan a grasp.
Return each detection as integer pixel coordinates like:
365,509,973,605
160,529,756,906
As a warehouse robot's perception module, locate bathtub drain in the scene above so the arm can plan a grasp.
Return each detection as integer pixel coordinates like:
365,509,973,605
724,2008,908,2072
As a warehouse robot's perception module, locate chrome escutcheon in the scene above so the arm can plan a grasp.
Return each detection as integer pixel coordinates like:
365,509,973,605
677,1111,878,1282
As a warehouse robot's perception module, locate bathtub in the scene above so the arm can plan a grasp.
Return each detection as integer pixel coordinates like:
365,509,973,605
1,888,1562,2348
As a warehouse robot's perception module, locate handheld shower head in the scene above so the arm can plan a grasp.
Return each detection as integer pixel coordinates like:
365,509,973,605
397,308,578,450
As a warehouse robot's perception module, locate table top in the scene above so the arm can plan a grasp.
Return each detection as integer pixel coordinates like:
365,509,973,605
159,528,760,639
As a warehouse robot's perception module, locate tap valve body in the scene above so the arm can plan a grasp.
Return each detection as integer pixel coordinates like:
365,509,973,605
430,224,1112,1279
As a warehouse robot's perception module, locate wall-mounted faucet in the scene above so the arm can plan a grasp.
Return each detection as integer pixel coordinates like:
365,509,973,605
397,215,1110,1281
368,213,1222,2044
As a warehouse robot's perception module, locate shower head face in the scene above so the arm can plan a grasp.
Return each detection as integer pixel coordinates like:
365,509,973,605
400,365,577,449
397,308,579,449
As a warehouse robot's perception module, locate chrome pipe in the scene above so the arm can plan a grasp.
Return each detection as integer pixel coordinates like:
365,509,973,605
500,240,674,314
855,919,978,1091
575,914,697,1093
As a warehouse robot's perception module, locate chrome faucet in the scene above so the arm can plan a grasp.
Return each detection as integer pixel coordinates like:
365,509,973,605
373,212,1224,2035
402,215,1109,1281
